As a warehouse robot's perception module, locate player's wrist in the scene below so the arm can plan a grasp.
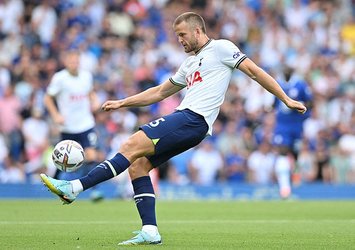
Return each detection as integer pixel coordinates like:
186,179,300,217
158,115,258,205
282,96,292,107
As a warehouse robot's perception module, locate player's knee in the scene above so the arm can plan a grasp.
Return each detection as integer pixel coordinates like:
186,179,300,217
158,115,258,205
128,164,145,179
128,158,153,179
128,166,139,179
119,139,134,155
119,139,142,161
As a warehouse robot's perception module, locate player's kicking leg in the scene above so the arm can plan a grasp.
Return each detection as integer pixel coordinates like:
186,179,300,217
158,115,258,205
40,130,154,204
39,152,130,205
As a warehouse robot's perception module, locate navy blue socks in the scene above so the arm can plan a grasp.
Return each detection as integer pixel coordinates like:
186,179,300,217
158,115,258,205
132,176,157,226
79,153,130,190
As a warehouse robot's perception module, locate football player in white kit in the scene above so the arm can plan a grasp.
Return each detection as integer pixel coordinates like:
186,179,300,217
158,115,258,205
40,12,307,245
44,50,101,185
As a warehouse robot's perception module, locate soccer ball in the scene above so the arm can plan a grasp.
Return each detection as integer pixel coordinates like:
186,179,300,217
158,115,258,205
52,140,85,172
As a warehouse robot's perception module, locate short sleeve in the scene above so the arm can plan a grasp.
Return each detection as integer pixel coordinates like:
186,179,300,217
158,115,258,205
216,40,247,69
46,72,62,96
169,60,187,88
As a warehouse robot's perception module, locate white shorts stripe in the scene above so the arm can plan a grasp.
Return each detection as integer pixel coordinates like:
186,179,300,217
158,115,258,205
105,160,117,176
134,193,156,199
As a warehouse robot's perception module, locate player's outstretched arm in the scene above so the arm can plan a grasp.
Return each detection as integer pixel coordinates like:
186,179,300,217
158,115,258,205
89,90,101,113
43,94,65,124
102,79,183,111
238,58,307,114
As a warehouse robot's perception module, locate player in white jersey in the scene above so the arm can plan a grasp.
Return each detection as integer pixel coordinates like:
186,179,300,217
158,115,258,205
171,38,247,135
40,12,307,245
44,50,101,185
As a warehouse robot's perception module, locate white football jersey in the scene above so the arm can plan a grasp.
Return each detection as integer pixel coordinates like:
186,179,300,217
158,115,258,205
170,39,246,135
46,69,95,133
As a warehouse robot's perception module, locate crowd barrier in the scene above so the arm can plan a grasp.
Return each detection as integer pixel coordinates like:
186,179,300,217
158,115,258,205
0,182,354,200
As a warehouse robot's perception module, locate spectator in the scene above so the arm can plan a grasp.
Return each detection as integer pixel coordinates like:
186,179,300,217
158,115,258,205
247,141,275,185
330,145,352,184
189,140,224,186
22,107,50,181
224,145,247,183
314,140,332,183
216,120,244,157
168,149,195,185
0,63,10,97
0,132,8,169
340,15,355,55
0,156,25,183
296,141,317,183
31,2,57,46
0,0,24,35
0,85,23,160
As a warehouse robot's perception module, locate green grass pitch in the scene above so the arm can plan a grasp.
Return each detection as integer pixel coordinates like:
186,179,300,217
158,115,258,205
0,200,354,249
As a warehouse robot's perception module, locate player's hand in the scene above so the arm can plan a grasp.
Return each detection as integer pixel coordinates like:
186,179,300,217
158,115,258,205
101,100,122,112
53,114,65,125
285,99,307,114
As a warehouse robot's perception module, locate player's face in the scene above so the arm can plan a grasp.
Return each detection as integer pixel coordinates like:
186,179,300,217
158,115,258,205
174,21,199,53
65,53,80,75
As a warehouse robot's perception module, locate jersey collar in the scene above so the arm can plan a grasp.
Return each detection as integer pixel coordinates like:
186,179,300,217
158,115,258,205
195,39,212,55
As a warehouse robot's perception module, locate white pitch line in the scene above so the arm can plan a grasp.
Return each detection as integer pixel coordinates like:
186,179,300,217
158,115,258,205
0,219,354,225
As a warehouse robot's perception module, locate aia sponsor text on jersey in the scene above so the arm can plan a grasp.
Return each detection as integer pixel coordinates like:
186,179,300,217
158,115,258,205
70,94,88,101
186,71,203,89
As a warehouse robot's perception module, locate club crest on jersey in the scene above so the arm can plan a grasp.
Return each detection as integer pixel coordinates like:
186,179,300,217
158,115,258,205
186,71,202,89
198,57,203,66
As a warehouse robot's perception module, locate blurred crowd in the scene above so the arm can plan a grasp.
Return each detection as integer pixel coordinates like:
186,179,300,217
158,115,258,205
0,0,354,187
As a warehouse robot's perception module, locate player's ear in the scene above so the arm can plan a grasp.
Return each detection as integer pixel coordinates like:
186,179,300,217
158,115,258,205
195,26,202,37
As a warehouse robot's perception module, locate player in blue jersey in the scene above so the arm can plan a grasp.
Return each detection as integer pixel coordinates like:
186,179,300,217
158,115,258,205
273,66,313,199
40,12,307,245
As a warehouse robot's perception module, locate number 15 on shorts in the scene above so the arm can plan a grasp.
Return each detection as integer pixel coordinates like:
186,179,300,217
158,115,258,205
149,118,165,127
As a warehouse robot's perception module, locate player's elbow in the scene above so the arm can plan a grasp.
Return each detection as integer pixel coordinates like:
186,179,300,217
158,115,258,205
239,58,261,80
249,73,257,80
245,68,259,81
43,94,54,106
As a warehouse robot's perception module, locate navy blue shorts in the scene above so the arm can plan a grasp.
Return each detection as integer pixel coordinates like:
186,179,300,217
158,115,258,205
61,128,98,149
140,109,208,167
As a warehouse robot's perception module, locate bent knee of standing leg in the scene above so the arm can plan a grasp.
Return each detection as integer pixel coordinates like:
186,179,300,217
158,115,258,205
128,158,153,180
128,163,145,180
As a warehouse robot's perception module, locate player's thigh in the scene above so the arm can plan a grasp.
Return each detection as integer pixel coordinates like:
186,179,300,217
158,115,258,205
118,112,190,162
122,111,189,162
119,130,155,162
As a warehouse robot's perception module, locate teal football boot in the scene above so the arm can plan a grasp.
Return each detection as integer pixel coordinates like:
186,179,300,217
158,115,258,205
118,231,162,245
40,173,77,204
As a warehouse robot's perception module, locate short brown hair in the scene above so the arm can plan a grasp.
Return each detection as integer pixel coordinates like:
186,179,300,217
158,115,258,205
173,12,206,33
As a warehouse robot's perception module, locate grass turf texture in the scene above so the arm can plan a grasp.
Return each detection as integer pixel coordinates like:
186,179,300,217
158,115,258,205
0,200,354,249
